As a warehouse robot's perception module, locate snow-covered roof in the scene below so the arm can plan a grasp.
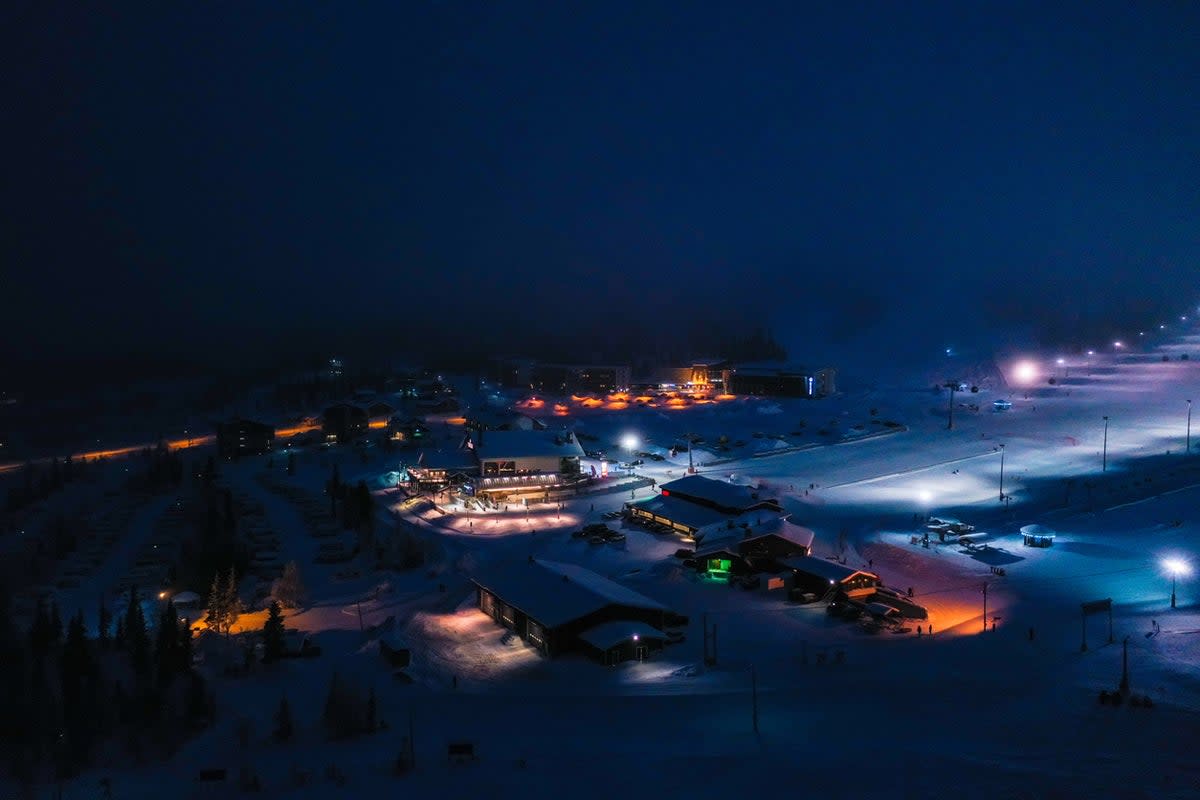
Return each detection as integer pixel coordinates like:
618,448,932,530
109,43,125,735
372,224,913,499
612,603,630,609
746,517,816,551
779,555,877,583
474,430,585,461
694,518,814,557
630,494,731,530
471,558,668,628
577,621,667,651
659,475,777,512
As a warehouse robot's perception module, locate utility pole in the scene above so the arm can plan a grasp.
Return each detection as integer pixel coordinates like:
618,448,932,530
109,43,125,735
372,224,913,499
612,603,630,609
944,381,959,430
1102,416,1110,472
982,582,988,633
998,444,1006,501
687,434,695,474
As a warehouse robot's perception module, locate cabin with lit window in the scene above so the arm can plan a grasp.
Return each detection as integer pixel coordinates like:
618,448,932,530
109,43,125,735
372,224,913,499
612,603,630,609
471,558,677,664
782,555,881,598
627,474,784,536
388,416,430,444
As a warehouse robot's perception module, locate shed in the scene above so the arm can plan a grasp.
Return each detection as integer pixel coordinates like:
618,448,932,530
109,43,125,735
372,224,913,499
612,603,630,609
1020,524,1056,548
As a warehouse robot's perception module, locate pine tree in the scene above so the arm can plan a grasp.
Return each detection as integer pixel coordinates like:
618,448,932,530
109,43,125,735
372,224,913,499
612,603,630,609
273,561,305,609
221,567,243,637
154,600,180,686
205,573,224,634
98,602,111,648
125,587,150,679
274,696,293,742
115,616,126,650
262,602,285,663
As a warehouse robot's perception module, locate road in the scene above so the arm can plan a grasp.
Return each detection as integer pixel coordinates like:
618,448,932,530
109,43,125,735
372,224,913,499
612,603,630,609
0,423,321,475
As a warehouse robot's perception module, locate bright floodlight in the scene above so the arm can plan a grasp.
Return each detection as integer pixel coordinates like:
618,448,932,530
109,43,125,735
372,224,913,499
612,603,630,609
1013,361,1038,384
1056,358,1065,365
1113,341,1123,348
1087,350,1095,356
621,434,639,451
1163,558,1191,577
917,490,933,505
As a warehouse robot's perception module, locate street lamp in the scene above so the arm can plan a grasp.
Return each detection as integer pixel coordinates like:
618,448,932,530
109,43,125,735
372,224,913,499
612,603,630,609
998,444,1006,501
621,434,638,473
1163,558,1190,609
1102,416,1109,472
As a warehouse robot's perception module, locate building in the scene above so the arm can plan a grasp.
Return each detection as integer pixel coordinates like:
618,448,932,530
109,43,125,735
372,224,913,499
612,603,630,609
531,363,632,394
490,357,632,394
781,555,880,598
472,429,585,495
322,403,369,444
215,419,274,459
465,408,544,432
405,449,479,492
471,557,676,664
693,517,816,578
366,400,396,428
388,416,431,445
627,474,784,536
728,364,836,398
643,360,731,392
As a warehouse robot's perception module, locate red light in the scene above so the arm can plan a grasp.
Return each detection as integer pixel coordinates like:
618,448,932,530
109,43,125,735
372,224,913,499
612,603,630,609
661,489,670,496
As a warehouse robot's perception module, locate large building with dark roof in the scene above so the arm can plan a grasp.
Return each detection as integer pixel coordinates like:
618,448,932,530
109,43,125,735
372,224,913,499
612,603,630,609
472,429,585,495
471,558,678,664
627,474,784,536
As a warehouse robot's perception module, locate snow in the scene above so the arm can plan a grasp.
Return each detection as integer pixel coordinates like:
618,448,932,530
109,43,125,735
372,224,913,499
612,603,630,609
27,335,1200,798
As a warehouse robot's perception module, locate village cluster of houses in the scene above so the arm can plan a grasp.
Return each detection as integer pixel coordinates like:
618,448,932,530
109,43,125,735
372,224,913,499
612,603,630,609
489,356,837,398
469,474,927,665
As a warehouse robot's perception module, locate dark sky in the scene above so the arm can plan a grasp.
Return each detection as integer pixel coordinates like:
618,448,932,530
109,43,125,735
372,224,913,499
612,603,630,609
4,2,1198,378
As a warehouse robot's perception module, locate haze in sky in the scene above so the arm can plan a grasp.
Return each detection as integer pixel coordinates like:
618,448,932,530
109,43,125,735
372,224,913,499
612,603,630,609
4,2,1198,380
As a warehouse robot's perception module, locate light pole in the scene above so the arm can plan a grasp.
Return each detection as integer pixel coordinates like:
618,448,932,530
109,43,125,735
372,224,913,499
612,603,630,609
621,434,638,475
944,381,959,430
1163,558,1190,609
1102,416,1109,472
998,444,1006,501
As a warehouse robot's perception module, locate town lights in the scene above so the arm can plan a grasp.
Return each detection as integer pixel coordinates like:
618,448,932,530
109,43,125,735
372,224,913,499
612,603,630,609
1163,558,1191,609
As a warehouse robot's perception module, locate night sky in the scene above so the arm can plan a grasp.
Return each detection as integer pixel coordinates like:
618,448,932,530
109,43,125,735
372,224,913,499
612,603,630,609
5,2,1198,378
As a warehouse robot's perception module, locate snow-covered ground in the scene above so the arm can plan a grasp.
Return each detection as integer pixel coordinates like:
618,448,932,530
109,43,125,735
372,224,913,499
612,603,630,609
27,338,1200,799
